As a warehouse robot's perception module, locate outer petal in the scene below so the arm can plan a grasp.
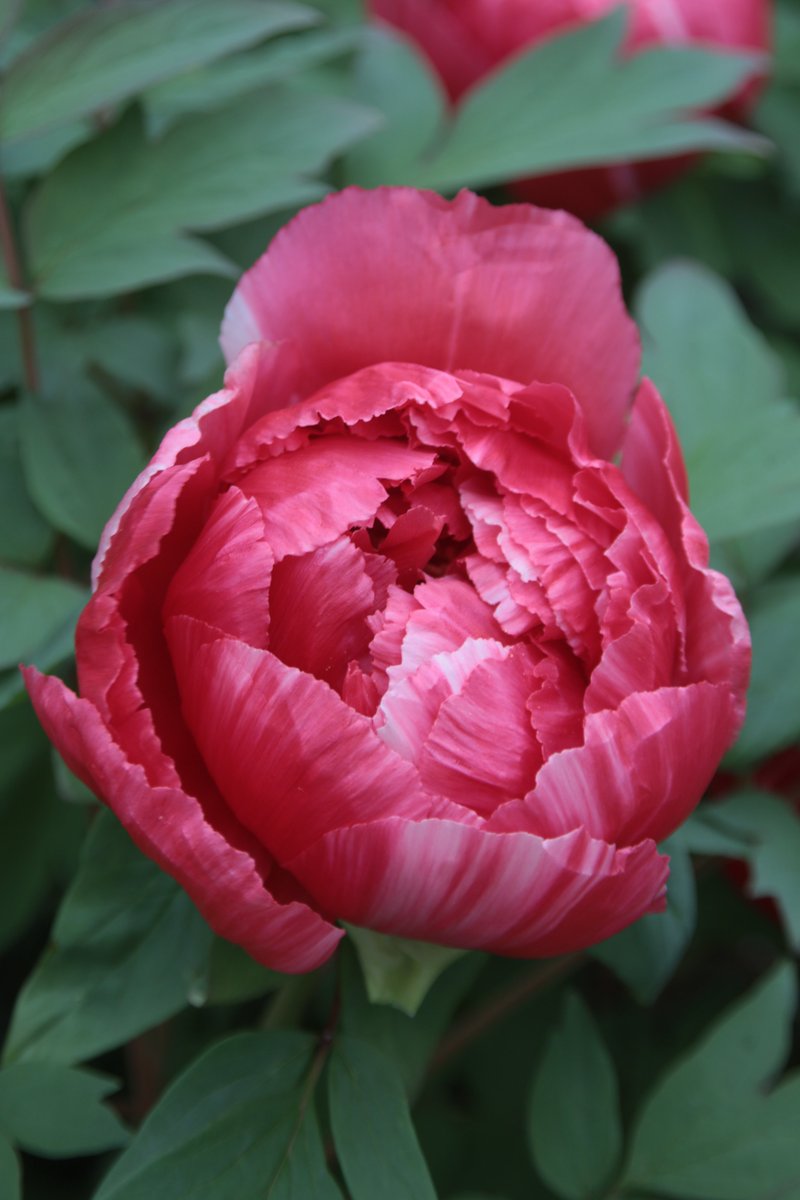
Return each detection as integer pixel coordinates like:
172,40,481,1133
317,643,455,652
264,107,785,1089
489,682,737,845
22,669,341,973
288,816,668,956
221,187,639,459
168,622,434,863
622,379,750,722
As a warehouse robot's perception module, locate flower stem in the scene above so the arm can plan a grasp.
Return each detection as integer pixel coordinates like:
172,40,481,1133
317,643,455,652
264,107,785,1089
0,172,39,393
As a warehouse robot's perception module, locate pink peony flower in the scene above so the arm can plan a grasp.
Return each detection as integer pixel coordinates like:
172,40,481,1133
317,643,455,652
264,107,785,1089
24,189,749,972
369,0,770,218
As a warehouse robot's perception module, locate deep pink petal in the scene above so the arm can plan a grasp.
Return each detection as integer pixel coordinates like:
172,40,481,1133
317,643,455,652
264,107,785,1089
288,815,667,956
490,682,737,846
268,537,377,690
236,435,436,560
163,486,272,648
622,380,750,721
22,669,341,973
167,622,433,862
221,187,639,459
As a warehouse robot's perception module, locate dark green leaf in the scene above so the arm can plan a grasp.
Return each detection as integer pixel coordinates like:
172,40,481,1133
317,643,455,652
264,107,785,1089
693,791,800,951
200,937,285,1007
4,811,213,1065
0,1137,20,1200
339,941,484,1096
0,406,54,566
26,93,378,299
408,13,765,191
93,1032,341,1199
624,964,800,1200
728,578,800,766
1,0,318,145
527,992,621,1200
636,262,800,543
20,384,146,550
0,1063,128,1157
591,836,696,1005
0,564,85,670
328,1035,437,1200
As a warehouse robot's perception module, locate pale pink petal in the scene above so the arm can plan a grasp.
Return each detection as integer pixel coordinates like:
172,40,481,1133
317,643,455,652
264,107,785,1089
288,815,667,956
167,621,433,862
268,537,376,691
236,435,436,560
221,187,639,458
377,636,508,764
395,575,508,677
163,487,272,648
23,669,341,973
490,682,737,845
420,645,543,813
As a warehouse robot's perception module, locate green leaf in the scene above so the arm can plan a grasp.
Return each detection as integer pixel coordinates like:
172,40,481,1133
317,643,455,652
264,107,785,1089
0,0,319,145
199,937,285,1007
346,925,466,1016
26,93,378,299
695,791,800,951
624,964,800,1200
0,702,84,952
20,384,146,550
339,941,484,1097
144,26,359,136
93,1032,341,1200
527,992,621,1200
0,1137,20,1200
4,811,213,1066
727,578,800,766
0,1063,128,1157
636,262,800,544
0,565,85,671
0,406,54,566
329,1036,437,1200
404,13,765,191
591,836,696,1005
343,28,445,186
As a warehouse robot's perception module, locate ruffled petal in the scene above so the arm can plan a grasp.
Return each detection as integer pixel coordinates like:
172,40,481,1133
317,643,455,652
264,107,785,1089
490,682,737,846
287,815,668,956
167,621,433,862
420,645,543,813
221,187,639,459
236,435,436,560
22,669,341,973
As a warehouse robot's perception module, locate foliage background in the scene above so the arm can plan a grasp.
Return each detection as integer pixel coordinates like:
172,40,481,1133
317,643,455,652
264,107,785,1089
1,1,799,1197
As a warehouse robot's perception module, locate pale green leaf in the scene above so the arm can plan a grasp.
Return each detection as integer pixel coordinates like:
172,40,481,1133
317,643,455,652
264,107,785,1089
0,564,85,671
27,93,378,299
1,0,318,145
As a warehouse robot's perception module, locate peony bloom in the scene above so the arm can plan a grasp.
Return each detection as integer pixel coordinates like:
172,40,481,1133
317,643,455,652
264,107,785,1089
369,0,770,218
25,189,749,972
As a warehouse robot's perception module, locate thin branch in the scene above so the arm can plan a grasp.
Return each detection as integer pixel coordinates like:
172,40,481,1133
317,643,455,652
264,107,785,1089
430,953,583,1073
0,172,39,392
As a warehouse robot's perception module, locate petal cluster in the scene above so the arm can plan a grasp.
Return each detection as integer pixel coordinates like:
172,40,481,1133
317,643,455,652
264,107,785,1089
25,188,749,970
